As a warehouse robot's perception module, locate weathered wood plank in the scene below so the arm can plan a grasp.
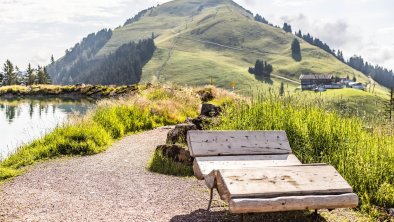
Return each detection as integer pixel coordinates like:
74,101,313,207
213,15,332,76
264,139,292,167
187,130,292,157
229,193,359,213
216,165,353,202
194,154,302,180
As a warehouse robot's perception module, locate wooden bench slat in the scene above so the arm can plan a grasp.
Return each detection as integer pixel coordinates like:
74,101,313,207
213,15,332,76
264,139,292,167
194,154,302,180
216,165,353,202
187,130,292,157
229,193,359,213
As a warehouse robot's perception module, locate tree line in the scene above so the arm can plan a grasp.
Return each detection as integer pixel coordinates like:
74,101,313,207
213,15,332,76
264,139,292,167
0,60,51,86
48,34,156,85
47,28,113,84
83,38,156,85
255,14,394,88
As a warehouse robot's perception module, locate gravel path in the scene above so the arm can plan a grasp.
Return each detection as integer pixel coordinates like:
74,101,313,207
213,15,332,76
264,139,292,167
0,127,366,222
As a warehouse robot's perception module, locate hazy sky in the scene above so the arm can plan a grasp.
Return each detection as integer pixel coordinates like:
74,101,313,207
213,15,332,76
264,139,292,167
1,0,393,70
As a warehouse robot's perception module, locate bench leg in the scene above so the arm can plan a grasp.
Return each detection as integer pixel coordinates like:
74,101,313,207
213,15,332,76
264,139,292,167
312,209,318,219
207,188,214,211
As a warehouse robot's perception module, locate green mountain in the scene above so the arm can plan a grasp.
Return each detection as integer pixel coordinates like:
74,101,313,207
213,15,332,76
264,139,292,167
48,0,387,99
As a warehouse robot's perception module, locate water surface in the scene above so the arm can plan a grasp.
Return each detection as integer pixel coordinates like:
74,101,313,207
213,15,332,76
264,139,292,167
0,98,94,160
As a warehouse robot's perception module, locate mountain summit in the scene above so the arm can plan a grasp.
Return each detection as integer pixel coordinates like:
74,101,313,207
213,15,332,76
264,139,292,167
48,0,368,92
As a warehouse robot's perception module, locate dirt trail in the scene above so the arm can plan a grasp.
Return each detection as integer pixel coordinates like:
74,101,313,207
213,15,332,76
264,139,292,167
0,127,364,222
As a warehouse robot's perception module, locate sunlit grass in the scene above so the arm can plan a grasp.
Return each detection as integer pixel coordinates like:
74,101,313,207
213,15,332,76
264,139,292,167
147,149,193,177
212,93,394,214
0,84,221,181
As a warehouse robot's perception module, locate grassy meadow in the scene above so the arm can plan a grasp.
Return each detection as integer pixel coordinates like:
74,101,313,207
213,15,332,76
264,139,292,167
212,92,394,218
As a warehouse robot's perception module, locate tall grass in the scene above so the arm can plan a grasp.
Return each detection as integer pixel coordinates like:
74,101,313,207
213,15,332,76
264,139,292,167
213,94,394,213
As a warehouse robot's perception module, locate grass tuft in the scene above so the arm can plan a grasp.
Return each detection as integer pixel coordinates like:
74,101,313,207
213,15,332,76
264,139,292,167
147,149,193,177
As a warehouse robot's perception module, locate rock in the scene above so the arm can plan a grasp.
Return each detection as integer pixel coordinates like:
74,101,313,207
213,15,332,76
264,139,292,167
192,115,212,130
166,123,197,145
156,144,192,163
389,208,394,217
200,103,222,117
197,89,214,102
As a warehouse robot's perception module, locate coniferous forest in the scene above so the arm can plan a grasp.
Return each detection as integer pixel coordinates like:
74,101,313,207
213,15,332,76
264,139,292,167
47,29,156,85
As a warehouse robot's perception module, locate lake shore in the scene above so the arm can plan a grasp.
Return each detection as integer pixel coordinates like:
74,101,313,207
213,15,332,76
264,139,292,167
0,84,141,99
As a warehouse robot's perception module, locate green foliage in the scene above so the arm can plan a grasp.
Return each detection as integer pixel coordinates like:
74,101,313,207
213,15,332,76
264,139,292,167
92,105,161,139
1,123,112,169
282,22,292,33
0,167,21,181
0,84,138,98
47,29,113,84
2,60,17,85
213,96,394,211
48,34,155,85
147,149,193,177
291,39,302,62
376,183,394,208
248,59,273,79
279,81,285,96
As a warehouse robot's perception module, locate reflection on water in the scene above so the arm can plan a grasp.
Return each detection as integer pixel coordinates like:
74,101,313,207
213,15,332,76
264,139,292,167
0,98,94,160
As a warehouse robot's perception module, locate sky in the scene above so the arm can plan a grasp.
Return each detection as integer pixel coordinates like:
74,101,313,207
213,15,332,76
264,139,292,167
0,0,393,70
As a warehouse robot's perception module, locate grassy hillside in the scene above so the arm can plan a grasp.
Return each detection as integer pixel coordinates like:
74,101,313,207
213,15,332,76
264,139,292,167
99,0,370,86
51,0,389,114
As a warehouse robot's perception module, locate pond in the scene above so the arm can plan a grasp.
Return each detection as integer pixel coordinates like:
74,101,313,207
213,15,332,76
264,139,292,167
0,98,94,160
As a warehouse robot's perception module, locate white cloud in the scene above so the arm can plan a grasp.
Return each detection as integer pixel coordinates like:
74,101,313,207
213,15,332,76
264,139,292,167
0,0,393,70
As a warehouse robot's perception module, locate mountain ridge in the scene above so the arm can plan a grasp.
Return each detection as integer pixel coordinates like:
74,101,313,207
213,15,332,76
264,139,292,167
47,0,386,97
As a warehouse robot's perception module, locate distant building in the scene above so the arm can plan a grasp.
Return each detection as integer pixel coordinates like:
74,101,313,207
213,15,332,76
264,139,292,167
299,74,334,90
348,82,365,90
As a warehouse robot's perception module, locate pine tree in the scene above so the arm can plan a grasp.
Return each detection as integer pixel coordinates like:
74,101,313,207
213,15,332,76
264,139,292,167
279,81,284,96
291,39,301,61
384,88,394,121
3,60,17,85
0,70,3,85
283,23,292,33
36,65,47,84
44,67,51,84
51,55,55,64
26,63,36,85
15,66,23,85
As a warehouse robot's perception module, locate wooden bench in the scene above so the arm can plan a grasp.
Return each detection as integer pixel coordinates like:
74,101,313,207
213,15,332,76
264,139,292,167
187,130,359,214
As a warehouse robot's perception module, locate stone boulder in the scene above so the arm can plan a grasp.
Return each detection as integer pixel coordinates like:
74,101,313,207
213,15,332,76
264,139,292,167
166,123,198,145
200,103,222,117
192,115,213,130
197,89,214,102
155,144,192,164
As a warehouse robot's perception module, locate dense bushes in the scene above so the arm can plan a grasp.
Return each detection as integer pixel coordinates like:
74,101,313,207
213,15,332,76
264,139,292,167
213,95,394,212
